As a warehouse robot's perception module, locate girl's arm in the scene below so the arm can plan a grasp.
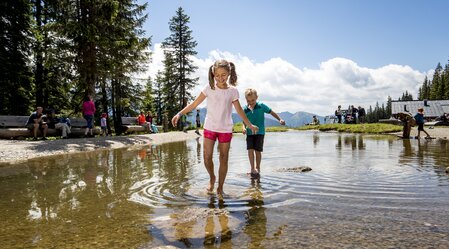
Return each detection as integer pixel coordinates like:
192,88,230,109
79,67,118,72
270,111,286,125
233,100,258,134
171,92,206,127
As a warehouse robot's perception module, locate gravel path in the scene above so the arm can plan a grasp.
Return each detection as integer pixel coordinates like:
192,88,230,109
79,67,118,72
0,131,201,164
389,126,449,139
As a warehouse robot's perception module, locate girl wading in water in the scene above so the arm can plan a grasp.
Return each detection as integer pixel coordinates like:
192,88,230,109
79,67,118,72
171,60,258,199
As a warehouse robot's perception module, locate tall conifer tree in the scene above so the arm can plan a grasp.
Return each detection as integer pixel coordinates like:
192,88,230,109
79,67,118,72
0,0,33,115
162,7,198,118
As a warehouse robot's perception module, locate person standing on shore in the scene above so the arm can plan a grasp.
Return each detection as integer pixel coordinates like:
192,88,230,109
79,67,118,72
335,105,342,123
82,95,96,137
242,88,285,178
100,113,108,136
171,60,258,198
195,109,201,135
414,107,431,139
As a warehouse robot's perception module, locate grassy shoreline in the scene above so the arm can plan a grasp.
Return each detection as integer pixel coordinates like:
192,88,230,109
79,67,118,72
295,123,403,134
233,122,403,135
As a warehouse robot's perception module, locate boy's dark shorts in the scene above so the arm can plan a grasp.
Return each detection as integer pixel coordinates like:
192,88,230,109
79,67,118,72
417,123,424,131
246,134,265,152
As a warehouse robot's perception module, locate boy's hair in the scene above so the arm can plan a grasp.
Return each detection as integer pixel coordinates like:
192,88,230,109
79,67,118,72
418,107,424,112
245,88,258,97
208,60,237,89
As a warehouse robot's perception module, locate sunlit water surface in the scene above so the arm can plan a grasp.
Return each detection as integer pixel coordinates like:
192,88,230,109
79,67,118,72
1,131,449,248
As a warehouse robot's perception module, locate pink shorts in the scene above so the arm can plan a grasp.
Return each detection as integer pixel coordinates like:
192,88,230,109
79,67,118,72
204,129,233,143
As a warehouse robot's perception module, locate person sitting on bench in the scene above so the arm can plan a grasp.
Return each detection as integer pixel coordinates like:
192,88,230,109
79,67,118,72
137,111,152,132
26,106,48,141
47,110,71,139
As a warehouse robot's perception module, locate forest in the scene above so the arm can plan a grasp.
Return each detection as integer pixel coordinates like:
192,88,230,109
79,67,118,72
0,1,196,134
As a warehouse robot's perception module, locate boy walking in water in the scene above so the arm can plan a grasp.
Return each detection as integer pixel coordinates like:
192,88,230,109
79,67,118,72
243,88,285,178
414,107,431,139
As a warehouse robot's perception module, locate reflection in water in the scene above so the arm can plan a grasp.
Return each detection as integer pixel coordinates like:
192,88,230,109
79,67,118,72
243,179,267,249
335,134,365,151
203,198,233,248
312,133,320,147
1,133,449,248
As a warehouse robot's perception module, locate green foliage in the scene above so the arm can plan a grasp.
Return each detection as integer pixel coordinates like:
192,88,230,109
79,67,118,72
419,62,449,101
365,98,391,123
296,123,402,134
0,0,34,115
399,90,413,101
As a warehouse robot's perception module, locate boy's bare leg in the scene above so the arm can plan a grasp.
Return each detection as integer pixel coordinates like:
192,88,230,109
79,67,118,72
203,138,216,193
255,151,262,173
248,149,257,173
217,142,230,196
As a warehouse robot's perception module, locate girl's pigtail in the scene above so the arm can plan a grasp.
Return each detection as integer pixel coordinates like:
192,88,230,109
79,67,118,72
229,62,238,86
208,65,215,90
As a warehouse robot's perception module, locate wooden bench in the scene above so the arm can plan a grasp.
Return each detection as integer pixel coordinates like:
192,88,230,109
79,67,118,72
0,115,100,139
121,117,163,133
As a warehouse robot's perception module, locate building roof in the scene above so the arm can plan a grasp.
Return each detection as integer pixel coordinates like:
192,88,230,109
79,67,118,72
391,100,449,118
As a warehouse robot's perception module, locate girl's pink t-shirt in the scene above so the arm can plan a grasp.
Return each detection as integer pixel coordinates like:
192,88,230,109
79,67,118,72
202,84,239,133
82,100,96,116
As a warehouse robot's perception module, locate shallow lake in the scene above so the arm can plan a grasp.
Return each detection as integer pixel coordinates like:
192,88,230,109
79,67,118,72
1,131,449,248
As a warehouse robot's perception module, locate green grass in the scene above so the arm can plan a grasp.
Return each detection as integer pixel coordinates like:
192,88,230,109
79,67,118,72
295,123,403,134
232,122,289,133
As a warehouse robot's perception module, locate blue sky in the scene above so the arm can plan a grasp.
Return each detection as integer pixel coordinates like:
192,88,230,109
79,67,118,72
138,0,449,115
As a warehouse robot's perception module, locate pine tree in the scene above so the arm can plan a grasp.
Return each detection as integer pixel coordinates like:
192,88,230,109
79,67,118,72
444,62,449,99
418,76,429,100
0,0,33,115
142,78,155,113
160,52,179,122
154,71,164,125
386,96,392,117
430,63,443,99
162,7,198,118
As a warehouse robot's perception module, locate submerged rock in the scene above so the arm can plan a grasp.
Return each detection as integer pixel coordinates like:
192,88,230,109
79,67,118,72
275,166,312,173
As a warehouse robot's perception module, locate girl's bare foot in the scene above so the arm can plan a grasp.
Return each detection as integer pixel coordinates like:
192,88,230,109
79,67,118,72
216,188,225,200
206,176,216,193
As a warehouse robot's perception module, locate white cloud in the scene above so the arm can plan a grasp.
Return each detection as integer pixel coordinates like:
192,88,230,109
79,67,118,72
145,43,428,116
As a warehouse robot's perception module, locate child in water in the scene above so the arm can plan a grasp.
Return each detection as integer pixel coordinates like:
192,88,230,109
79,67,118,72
171,60,258,198
243,88,285,178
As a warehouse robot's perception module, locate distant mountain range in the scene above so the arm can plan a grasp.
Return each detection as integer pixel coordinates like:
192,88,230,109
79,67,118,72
185,108,326,127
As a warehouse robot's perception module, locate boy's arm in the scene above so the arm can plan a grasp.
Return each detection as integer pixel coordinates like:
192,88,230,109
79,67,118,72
270,111,286,125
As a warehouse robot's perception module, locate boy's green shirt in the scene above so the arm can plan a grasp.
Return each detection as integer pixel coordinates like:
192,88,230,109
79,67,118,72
244,102,271,135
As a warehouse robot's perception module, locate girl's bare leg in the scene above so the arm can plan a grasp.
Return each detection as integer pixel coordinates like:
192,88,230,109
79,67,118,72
203,138,216,193
217,142,230,195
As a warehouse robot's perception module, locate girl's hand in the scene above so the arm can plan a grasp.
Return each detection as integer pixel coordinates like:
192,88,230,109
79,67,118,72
171,114,180,127
242,128,247,135
280,119,286,125
249,124,259,134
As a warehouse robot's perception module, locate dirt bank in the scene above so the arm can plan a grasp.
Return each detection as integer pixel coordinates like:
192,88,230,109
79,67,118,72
0,131,200,164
